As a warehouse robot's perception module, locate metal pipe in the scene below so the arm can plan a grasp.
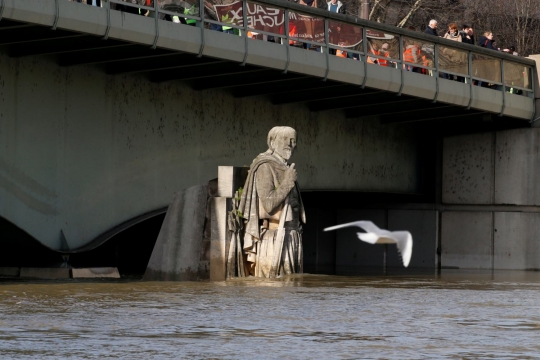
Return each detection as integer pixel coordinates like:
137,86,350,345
432,43,439,103
467,51,473,110
103,0,111,40
197,0,205,57
282,9,290,74
397,35,404,96
0,0,5,22
241,0,248,66
499,59,506,116
323,18,329,81
530,66,536,122
52,0,60,30
151,0,159,49
360,26,367,88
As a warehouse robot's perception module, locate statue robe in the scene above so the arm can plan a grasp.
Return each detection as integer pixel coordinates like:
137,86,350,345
228,152,306,278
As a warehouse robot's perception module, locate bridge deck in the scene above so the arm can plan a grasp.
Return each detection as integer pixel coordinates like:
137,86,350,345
1,0,536,122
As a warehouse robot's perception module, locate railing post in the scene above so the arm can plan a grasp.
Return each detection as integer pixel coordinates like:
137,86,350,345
103,0,111,40
323,18,329,81
397,34,404,96
282,9,290,74
151,0,160,49
528,67,537,124
241,0,248,66
467,51,473,110
197,0,205,57
360,26,368,89
432,43,439,103
52,0,60,30
499,59,506,116
530,66,535,100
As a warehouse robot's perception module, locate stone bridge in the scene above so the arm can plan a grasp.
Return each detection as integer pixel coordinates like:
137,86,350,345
1,0,539,276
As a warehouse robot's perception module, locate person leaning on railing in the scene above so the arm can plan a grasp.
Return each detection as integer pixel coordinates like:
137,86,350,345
441,23,462,80
459,24,474,45
455,24,474,83
378,43,390,66
403,41,421,73
295,0,320,49
477,31,497,50
475,31,497,88
424,20,439,37
299,0,318,7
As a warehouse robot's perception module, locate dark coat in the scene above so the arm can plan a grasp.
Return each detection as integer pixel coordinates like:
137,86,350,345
424,26,438,36
460,31,474,45
477,36,497,50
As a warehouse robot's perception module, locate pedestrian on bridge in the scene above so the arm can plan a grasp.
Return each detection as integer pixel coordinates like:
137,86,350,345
460,24,474,45
478,31,497,50
326,0,346,14
424,20,439,37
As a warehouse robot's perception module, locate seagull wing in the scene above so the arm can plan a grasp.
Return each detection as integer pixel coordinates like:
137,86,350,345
389,231,413,267
356,232,381,244
324,221,381,233
324,221,413,268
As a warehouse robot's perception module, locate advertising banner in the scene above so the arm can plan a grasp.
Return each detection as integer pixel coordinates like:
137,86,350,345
214,2,356,46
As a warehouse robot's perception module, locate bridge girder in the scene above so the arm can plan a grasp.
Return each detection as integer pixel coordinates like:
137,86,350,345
0,16,530,130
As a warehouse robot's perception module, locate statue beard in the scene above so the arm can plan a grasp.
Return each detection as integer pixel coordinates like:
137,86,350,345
274,146,293,161
276,147,293,160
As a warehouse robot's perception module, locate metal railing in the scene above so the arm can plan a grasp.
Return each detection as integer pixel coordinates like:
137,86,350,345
70,0,536,117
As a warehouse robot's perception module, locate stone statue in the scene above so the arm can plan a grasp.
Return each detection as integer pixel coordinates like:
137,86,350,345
227,126,306,278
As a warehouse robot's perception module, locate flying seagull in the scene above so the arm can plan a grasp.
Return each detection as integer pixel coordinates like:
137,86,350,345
324,221,413,267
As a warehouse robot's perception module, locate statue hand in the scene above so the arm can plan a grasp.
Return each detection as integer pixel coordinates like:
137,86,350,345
284,163,297,184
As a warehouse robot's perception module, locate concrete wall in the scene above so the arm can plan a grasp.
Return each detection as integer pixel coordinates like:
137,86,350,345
441,129,540,270
0,53,421,250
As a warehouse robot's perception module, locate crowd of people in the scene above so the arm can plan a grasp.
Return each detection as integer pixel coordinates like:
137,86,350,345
419,19,521,88
71,0,526,92
424,19,518,55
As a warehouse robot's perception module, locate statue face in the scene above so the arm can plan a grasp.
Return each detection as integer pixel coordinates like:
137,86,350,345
272,131,297,161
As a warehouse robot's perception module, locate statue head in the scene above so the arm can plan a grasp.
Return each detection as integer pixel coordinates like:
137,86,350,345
267,126,297,162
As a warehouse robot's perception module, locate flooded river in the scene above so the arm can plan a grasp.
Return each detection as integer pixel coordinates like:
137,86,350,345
1,271,540,359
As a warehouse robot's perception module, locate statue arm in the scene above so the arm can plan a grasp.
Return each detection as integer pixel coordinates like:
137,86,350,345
255,164,295,214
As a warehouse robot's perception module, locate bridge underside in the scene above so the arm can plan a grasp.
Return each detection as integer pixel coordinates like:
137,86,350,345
0,18,530,134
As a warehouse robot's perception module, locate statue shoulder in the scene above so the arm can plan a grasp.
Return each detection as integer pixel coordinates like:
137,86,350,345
250,153,285,171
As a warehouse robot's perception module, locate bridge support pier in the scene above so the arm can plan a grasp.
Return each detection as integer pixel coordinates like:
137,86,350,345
144,184,210,281
441,129,540,270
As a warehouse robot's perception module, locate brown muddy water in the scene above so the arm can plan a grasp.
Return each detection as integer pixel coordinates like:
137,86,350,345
1,271,540,359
